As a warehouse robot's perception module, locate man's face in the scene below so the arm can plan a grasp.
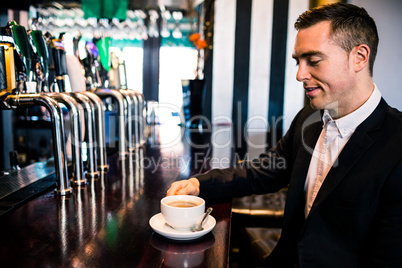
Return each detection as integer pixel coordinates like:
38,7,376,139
293,21,356,117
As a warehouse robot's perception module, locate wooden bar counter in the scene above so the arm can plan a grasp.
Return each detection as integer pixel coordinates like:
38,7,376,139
0,125,232,267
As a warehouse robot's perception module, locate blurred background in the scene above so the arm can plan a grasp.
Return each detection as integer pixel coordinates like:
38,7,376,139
0,0,401,170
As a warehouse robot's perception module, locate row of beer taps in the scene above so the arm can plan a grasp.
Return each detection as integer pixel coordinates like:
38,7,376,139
0,21,146,196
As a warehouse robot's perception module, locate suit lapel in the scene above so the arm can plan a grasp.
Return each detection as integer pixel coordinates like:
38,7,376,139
308,130,373,215
291,118,322,193
308,99,388,216
286,111,323,216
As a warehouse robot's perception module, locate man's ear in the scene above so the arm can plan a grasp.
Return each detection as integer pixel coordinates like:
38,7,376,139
353,44,370,73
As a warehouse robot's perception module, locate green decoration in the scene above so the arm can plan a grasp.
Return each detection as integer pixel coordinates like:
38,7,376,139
96,37,111,72
82,0,128,20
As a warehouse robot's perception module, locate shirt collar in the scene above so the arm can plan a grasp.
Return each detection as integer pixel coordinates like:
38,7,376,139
322,84,382,138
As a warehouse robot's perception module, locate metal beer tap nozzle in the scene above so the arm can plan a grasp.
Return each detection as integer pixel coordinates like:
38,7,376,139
3,93,73,195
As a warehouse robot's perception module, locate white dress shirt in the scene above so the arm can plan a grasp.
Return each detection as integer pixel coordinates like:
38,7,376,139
304,84,382,217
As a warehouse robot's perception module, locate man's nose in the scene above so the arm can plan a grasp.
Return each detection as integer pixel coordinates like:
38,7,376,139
296,63,311,82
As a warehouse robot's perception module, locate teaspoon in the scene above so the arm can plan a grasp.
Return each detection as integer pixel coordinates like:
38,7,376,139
192,207,213,232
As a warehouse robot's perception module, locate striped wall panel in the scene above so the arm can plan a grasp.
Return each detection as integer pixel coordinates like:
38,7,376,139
283,0,310,137
211,0,307,160
211,0,236,125
246,0,273,159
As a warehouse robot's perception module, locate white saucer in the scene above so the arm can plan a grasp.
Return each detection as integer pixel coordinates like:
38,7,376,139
149,213,216,241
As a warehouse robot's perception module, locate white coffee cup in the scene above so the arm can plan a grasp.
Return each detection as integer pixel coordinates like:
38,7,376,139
161,195,205,230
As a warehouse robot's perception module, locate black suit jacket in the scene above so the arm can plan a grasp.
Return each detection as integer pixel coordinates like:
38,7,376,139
196,98,402,267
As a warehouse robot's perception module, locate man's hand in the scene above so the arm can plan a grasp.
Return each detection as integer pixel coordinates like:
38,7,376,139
166,178,200,196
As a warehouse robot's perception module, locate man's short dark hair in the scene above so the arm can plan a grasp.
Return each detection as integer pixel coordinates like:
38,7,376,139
295,3,378,76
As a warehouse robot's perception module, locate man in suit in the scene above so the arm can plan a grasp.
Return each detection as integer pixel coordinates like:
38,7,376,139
167,3,402,267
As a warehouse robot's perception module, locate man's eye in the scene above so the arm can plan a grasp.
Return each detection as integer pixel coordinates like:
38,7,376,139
309,60,320,66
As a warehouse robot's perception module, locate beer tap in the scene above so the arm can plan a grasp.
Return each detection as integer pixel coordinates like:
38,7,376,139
30,30,86,185
95,88,128,159
70,92,99,179
80,91,108,171
132,91,146,146
118,90,136,151
1,93,72,195
108,50,142,150
48,92,87,185
120,89,146,148
0,24,72,195
69,33,108,171
30,30,49,92
45,33,99,180
81,37,130,158
49,36,68,92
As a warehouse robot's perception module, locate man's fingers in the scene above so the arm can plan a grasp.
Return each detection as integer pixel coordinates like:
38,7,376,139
177,189,188,195
166,179,200,196
166,182,182,196
166,181,188,196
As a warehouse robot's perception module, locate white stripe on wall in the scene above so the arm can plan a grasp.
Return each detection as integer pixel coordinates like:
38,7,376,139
212,0,236,125
247,0,274,159
211,125,233,169
283,0,309,133
210,0,309,161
